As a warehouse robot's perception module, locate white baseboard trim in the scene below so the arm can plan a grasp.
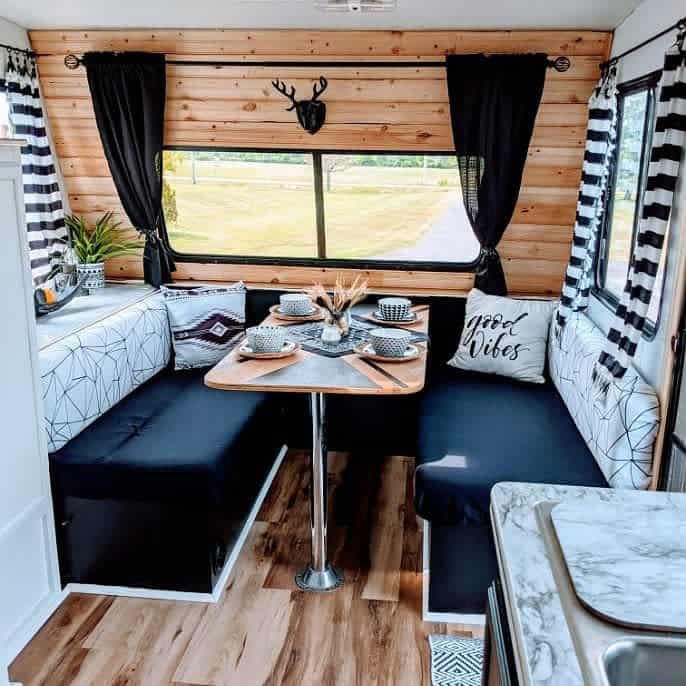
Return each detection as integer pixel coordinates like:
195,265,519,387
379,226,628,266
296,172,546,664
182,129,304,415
421,519,485,626
209,443,287,602
66,444,288,604
64,583,214,604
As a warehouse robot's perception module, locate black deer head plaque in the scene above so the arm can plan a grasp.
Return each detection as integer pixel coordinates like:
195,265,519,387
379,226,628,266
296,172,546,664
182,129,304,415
272,76,328,134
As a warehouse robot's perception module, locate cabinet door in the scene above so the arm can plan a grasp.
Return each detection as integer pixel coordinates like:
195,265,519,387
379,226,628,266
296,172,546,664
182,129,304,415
0,143,62,680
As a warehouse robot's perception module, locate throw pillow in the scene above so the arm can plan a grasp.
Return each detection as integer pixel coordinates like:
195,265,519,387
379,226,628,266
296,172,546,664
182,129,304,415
447,288,556,384
162,283,246,370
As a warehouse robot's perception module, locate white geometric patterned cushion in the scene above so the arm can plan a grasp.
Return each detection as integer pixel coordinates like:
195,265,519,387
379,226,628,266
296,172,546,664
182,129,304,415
40,293,171,452
162,283,246,370
548,313,660,490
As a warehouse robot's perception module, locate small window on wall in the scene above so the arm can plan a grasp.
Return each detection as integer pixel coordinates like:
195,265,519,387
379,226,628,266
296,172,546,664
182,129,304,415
596,71,666,331
162,150,480,270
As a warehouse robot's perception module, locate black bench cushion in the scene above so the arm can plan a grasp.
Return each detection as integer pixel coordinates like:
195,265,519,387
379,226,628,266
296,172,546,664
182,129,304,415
50,368,278,506
415,369,608,524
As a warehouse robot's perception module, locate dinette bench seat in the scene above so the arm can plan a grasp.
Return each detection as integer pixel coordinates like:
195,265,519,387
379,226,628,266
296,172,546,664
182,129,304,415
415,370,608,525
415,368,608,615
49,367,283,593
414,306,659,619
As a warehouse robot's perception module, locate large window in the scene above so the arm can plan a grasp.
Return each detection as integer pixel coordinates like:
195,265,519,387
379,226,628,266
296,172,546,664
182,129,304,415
163,151,318,258
596,71,666,330
162,150,480,269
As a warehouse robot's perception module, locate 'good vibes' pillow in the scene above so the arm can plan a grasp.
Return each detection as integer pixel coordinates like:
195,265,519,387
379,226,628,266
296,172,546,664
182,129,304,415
447,289,556,384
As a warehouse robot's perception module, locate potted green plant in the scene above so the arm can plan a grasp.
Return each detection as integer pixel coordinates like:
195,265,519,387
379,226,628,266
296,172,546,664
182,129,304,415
65,212,141,291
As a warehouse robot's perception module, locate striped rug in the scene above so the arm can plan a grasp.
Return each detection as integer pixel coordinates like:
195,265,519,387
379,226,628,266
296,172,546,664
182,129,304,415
428,635,483,686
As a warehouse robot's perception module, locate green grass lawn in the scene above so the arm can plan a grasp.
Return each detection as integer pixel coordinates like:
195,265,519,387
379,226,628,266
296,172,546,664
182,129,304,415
165,161,458,258
608,196,636,263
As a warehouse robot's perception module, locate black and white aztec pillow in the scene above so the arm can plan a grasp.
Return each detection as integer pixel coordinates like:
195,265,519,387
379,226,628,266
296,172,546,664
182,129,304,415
428,635,483,686
162,283,246,370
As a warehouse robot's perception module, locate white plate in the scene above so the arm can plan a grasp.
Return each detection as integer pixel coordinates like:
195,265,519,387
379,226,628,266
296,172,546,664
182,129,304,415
276,305,319,317
354,342,420,363
269,304,324,321
238,340,299,359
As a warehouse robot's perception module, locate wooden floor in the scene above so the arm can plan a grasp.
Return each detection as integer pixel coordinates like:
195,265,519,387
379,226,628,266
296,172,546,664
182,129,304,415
10,451,482,686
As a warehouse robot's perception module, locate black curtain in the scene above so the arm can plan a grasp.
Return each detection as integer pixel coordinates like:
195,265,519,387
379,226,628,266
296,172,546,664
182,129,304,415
82,52,174,286
446,54,547,295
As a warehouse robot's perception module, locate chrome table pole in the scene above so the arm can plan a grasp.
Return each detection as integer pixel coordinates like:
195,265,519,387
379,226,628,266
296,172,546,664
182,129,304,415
295,392,343,592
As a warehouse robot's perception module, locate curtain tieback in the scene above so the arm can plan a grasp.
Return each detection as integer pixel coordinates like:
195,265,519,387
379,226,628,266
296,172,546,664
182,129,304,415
477,246,499,275
138,226,170,256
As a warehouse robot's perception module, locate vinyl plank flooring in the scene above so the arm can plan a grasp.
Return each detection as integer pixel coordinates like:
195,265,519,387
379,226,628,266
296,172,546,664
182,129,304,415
270,585,356,686
173,522,291,685
256,449,310,525
9,594,114,686
361,456,408,602
83,601,207,686
10,451,483,686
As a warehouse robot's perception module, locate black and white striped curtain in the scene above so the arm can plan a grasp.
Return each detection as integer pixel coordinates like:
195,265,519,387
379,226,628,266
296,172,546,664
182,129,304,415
555,69,618,337
1,48,66,284
595,37,686,389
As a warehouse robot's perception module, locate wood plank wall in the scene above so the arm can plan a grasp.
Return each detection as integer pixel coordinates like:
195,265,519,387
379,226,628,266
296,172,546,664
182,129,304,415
29,29,612,295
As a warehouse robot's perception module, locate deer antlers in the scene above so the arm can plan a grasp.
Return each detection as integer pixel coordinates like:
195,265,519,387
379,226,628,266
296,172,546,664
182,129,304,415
271,79,297,111
311,76,328,101
271,75,328,134
271,76,328,109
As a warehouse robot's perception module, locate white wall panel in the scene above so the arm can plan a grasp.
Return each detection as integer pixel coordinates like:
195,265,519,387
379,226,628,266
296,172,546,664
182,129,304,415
0,142,62,682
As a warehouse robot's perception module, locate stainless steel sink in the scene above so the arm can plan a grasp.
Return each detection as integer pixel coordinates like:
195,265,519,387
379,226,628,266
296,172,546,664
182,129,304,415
603,638,686,686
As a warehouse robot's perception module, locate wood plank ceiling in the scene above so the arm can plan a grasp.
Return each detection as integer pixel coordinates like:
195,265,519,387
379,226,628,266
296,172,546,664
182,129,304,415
30,29,612,295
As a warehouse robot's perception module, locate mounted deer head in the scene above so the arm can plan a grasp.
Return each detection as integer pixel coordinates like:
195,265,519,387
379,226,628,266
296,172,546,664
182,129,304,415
272,76,328,134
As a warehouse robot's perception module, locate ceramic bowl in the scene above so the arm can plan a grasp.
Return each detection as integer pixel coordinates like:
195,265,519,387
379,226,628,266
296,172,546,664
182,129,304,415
369,328,412,358
280,293,313,316
378,297,412,321
246,325,287,353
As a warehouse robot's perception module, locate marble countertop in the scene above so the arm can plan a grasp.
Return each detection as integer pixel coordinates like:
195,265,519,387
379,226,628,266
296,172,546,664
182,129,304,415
490,482,686,686
551,499,686,632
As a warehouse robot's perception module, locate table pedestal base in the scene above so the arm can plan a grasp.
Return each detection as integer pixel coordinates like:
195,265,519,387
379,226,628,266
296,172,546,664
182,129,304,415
295,392,344,592
295,564,343,592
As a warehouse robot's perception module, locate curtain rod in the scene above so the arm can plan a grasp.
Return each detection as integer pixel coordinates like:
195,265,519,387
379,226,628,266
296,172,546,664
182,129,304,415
0,42,35,57
62,55,571,72
601,15,686,70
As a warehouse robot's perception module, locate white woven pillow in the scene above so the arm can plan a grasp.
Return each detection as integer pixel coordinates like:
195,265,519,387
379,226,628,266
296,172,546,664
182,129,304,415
448,288,557,384
162,283,246,370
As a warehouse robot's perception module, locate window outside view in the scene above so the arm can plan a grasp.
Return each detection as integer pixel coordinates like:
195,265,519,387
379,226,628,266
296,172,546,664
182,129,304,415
603,87,666,324
162,151,479,264
163,151,318,258
604,90,649,299
321,154,479,262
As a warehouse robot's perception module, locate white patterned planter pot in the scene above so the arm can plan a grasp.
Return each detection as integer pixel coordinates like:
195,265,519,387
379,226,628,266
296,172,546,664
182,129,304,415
77,262,105,290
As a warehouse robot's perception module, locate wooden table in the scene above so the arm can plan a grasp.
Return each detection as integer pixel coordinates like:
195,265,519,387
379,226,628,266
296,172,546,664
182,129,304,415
205,303,430,591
